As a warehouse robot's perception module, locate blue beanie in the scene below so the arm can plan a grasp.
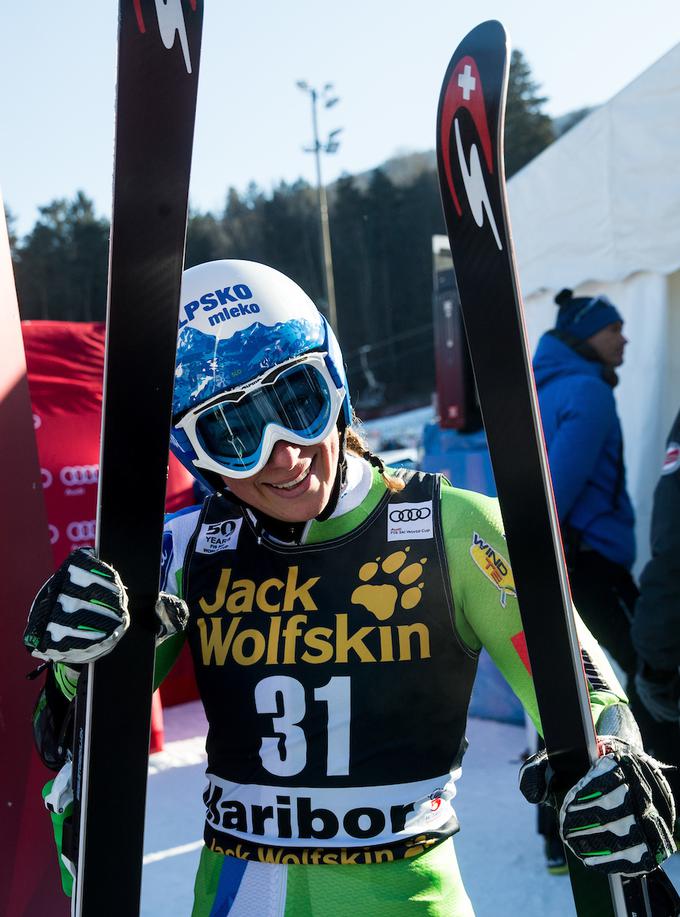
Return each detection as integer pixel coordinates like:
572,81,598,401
554,288,623,340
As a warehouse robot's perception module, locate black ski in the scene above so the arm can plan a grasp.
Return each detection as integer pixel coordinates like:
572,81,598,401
436,20,677,917
71,3,203,915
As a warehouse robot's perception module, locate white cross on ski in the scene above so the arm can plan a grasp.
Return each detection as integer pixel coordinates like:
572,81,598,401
458,64,476,100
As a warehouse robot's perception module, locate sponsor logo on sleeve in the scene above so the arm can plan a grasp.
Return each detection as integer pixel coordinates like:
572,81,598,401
470,531,516,607
387,502,434,542
197,518,243,554
662,442,680,475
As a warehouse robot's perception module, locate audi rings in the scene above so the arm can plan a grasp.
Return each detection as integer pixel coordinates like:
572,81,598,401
60,465,99,487
66,520,97,542
388,507,432,523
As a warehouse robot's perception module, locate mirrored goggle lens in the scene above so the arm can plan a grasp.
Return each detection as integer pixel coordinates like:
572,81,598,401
194,364,332,470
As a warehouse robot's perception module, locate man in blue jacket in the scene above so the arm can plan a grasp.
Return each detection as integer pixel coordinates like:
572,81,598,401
533,289,636,663
531,289,643,872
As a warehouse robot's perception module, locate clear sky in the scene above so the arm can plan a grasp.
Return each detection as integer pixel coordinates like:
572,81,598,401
2,1,680,236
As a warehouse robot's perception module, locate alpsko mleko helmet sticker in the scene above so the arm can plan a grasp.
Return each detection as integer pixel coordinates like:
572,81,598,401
173,318,325,414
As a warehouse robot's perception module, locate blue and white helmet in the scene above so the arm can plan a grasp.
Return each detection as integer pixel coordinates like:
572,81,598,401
170,259,351,486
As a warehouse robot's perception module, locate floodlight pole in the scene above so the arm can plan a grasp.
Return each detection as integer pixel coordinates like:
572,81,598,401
297,81,341,337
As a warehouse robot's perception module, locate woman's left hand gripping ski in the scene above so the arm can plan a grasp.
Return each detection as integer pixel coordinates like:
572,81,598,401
520,737,677,876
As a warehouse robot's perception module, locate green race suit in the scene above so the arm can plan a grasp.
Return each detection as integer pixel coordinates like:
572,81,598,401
155,458,628,915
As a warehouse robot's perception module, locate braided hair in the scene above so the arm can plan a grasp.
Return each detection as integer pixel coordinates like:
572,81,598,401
346,425,406,493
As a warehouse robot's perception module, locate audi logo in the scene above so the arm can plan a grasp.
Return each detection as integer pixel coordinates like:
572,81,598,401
389,507,431,523
67,520,96,542
48,524,59,545
41,468,53,489
33,413,42,430
60,465,99,487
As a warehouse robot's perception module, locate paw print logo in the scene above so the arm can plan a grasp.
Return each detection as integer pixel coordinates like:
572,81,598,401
351,548,427,621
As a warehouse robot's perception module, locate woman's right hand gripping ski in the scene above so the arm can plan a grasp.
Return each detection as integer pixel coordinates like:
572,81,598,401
23,547,130,664
23,545,188,665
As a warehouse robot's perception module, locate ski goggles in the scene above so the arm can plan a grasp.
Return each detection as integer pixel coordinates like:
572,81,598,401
175,353,344,479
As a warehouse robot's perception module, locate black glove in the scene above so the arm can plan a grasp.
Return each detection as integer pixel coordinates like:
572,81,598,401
519,737,676,876
154,591,189,643
24,548,189,666
24,548,129,664
635,664,680,724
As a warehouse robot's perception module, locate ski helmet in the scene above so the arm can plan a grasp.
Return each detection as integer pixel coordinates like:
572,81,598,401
170,259,352,487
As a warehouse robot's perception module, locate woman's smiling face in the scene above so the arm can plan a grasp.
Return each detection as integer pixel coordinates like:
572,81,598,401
222,429,340,523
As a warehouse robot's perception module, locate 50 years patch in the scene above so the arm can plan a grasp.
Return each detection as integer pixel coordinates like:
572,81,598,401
197,518,243,554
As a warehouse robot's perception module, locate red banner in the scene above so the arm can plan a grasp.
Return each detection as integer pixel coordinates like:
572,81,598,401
22,321,196,565
22,321,200,713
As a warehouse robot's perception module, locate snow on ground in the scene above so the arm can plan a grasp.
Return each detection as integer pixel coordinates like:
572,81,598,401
141,701,680,916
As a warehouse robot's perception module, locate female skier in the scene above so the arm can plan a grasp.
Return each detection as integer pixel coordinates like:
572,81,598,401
25,261,677,915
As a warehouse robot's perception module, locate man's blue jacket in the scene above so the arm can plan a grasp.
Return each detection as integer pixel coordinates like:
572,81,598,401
533,332,635,569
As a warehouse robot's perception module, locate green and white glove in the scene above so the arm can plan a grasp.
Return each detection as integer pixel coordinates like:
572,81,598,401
24,547,189,667
24,548,130,665
519,737,676,876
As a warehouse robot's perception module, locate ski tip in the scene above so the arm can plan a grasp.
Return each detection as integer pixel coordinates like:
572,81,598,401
471,19,508,42
444,20,509,70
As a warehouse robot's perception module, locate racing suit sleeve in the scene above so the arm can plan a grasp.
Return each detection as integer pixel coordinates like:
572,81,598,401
153,505,205,688
439,481,628,735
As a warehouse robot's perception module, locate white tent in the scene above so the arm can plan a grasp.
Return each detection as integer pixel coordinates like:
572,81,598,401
506,42,680,573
